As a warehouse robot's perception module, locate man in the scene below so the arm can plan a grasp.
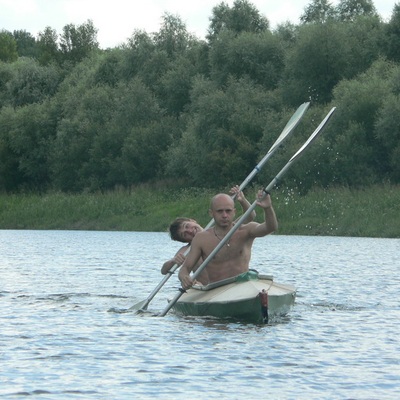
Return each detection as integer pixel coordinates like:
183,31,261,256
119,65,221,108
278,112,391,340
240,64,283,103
178,189,277,290
160,186,256,277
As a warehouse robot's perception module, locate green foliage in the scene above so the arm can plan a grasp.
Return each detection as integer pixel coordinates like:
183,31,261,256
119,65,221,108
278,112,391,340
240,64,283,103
37,27,59,66
165,76,277,187
282,22,349,104
209,30,284,88
93,49,124,86
157,55,196,115
329,59,399,185
336,0,378,22
300,0,336,23
7,57,61,107
59,20,99,64
12,30,38,58
375,92,400,180
300,0,378,23
384,3,400,62
153,13,195,56
0,30,18,62
339,15,384,78
0,185,399,237
0,61,13,107
0,101,59,190
0,1,399,195
208,0,269,41
273,184,400,237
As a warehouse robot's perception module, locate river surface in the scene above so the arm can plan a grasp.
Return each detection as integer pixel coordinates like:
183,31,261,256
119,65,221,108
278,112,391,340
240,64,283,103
1,230,399,399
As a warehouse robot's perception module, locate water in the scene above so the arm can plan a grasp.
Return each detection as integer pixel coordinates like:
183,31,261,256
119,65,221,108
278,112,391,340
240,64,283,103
1,230,399,399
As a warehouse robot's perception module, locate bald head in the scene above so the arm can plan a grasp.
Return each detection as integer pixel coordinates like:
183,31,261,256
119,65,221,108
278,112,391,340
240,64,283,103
210,193,235,212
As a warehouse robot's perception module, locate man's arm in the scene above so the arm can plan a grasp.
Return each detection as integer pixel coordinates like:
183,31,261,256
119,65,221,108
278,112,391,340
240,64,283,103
178,235,203,290
160,245,188,275
249,191,278,237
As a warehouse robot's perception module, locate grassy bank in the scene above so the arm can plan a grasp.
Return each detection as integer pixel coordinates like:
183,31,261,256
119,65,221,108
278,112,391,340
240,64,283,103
0,184,399,238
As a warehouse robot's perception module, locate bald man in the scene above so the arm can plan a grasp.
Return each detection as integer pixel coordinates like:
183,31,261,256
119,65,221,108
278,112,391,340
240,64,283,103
178,190,278,290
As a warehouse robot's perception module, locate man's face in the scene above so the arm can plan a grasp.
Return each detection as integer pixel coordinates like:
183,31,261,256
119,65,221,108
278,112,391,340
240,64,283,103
178,221,202,243
211,196,236,228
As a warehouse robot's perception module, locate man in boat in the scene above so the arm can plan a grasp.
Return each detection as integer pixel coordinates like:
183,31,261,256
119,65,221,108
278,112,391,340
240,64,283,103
178,189,277,290
161,186,256,279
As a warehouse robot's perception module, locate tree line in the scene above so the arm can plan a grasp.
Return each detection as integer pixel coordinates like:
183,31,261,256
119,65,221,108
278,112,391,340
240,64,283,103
0,0,399,193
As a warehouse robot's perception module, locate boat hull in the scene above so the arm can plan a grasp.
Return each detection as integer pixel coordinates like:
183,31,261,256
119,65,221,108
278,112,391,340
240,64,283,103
172,271,296,324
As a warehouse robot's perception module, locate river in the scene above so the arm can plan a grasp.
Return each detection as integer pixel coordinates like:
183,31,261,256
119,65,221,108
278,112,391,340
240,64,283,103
1,230,399,399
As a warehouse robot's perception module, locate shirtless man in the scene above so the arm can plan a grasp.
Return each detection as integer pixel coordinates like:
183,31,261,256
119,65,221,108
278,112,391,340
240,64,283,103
178,189,277,290
160,186,256,278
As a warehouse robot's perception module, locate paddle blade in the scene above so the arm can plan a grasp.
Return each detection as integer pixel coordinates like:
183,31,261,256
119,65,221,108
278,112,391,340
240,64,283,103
289,107,336,164
268,102,310,155
128,299,149,313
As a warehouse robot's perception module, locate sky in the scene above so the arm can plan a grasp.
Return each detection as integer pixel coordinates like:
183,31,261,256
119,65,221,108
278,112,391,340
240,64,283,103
0,0,396,49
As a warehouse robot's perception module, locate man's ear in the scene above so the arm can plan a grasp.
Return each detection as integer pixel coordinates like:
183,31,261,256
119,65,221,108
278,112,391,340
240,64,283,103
208,208,213,217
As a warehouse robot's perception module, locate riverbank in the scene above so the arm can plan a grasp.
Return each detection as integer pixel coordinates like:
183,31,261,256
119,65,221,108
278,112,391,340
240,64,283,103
0,184,398,238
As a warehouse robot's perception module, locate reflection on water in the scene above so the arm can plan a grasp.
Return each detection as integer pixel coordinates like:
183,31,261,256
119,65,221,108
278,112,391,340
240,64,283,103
1,230,399,399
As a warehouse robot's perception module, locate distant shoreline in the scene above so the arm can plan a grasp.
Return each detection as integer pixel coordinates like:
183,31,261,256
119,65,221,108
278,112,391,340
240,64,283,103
0,184,399,238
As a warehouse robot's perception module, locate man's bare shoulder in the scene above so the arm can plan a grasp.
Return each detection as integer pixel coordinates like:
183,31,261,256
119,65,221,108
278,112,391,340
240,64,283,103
234,221,260,238
236,221,258,231
190,229,213,244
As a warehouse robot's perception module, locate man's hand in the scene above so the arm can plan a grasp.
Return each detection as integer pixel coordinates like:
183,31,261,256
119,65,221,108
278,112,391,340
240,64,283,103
256,189,272,209
173,253,186,266
178,272,194,290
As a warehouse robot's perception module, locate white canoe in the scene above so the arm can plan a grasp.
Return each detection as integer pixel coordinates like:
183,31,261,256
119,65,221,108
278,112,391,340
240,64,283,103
172,270,296,324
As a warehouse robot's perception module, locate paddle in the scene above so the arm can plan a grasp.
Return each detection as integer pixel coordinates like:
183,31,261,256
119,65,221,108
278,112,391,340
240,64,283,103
128,102,310,313
159,106,336,317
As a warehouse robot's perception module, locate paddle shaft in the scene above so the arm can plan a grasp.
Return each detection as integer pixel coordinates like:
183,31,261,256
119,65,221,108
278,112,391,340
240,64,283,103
130,102,309,312
160,106,336,317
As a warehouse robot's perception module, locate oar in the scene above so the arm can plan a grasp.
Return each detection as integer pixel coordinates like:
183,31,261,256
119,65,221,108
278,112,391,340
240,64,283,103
128,102,310,312
160,106,336,317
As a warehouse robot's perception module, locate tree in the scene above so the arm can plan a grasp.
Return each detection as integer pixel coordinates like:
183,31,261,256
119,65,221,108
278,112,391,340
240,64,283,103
339,15,384,78
384,3,400,62
121,117,179,184
336,0,378,22
0,106,22,191
7,57,61,107
165,76,274,187
207,0,269,41
123,29,170,91
13,30,38,58
0,61,14,108
281,22,349,105
157,54,197,116
93,49,124,87
274,22,299,51
374,64,400,182
49,55,112,191
329,59,397,186
0,101,59,191
153,13,194,57
300,0,336,23
37,27,59,65
123,30,155,79
209,29,284,88
59,20,99,64
0,30,18,62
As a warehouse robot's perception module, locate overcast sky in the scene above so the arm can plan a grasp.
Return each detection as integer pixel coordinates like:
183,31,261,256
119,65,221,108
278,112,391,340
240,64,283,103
0,0,396,49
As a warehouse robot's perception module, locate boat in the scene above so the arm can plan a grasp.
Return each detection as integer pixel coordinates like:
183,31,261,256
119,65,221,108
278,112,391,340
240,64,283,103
171,270,296,324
